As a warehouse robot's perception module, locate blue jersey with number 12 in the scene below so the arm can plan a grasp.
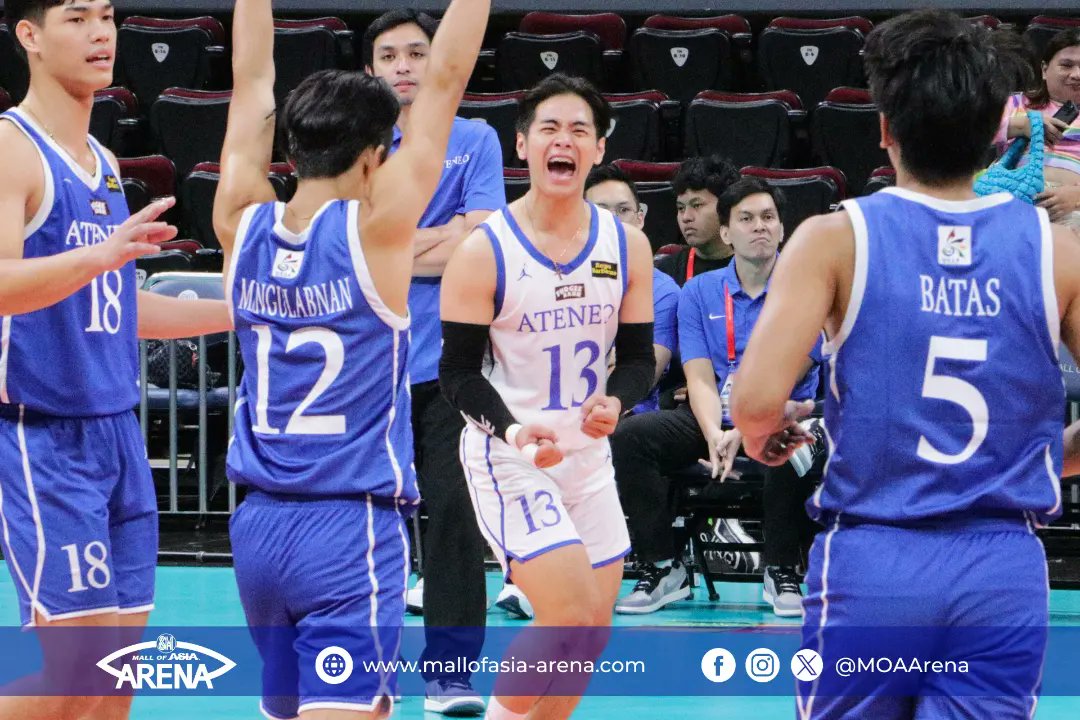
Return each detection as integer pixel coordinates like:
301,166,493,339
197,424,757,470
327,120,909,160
815,188,1063,527
226,200,418,502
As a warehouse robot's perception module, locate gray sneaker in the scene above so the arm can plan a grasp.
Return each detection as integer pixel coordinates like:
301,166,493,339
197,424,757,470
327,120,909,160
763,566,804,617
790,419,827,477
615,562,691,614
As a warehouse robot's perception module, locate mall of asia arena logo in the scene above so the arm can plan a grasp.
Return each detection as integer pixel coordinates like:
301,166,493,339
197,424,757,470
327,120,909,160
95,633,237,690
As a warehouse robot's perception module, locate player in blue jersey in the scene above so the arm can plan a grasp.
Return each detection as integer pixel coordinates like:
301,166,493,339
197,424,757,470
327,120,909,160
212,0,489,717
732,10,1080,719
439,75,656,720
0,2,232,719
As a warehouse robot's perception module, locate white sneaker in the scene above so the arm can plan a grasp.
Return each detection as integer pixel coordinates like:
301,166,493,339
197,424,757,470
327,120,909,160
406,578,424,615
615,562,691,614
494,584,534,620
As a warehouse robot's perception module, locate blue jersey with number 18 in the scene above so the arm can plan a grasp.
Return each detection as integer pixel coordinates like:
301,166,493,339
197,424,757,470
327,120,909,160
225,200,418,502
815,188,1063,528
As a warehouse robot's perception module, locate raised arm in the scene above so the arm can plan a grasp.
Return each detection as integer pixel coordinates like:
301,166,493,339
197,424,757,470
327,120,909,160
213,0,278,256
364,0,491,249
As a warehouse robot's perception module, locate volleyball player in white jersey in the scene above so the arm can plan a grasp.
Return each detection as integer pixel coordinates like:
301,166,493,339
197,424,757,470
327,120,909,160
440,74,655,720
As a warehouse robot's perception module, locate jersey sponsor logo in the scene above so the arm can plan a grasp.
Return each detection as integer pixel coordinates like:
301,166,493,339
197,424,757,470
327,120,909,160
937,226,972,267
591,261,618,279
555,283,586,301
271,248,304,280
90,199,109,216
104,175,122,193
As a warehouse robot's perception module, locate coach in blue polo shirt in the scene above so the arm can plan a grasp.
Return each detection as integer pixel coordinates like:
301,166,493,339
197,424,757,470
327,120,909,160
366,9,504,716
612,177,823,619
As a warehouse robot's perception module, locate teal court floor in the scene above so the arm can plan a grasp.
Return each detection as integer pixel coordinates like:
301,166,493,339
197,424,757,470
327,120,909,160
4,567,1080,719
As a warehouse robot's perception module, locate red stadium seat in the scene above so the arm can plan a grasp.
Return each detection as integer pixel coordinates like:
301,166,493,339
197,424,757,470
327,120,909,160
150,88,231,182
758,17,872,110
811,87,889,195
117,16,226,107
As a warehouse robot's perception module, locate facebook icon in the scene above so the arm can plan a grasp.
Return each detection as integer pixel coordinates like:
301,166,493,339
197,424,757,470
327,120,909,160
701,648,737,683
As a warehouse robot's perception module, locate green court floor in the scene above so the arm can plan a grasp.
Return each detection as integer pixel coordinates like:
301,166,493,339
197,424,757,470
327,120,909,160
3,567,1080,718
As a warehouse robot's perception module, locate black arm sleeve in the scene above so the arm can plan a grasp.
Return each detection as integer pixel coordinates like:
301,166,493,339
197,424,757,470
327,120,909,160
607,322,656,411
439,320,519,440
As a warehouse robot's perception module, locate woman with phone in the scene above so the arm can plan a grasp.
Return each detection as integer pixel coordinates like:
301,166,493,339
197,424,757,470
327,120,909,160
995,28,1080,230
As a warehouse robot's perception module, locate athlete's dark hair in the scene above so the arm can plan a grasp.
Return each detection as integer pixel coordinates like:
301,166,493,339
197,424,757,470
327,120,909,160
281,70,400,179
862,9,1028,186
515,74,611,136
672,155,740,199
716,177,785,227
584,164,640,209
4,0,67,27
362,9,439,69
1025,28,1080,108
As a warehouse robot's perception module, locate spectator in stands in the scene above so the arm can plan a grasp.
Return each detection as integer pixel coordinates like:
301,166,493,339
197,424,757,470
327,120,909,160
364,9,504,716
995,28,1080,231
656,155,741,287
611,178,822,617
585,164,680,413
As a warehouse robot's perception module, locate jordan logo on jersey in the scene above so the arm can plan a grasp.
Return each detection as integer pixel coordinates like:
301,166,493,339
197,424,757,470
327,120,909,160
937,226,972,267
271,248,304,280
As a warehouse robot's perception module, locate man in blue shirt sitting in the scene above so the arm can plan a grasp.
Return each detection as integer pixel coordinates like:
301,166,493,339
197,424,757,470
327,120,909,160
365,9,505,715
612,177,823,617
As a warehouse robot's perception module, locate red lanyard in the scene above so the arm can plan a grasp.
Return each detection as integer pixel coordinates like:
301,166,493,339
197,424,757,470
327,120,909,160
685,248,695,283
724,283,736,366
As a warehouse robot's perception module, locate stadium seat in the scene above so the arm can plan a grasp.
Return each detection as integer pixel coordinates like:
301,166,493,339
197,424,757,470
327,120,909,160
613,161,681,252
1025,16,1080,62
629,28,737,103
966,15,1002,30
0,24,29,103
136,250,193,289
119,154,177,218
496,32,604,91
684,90,805,169
150,88,231,182
811,87,889,195
121,176,152,214
604,91,674,163
503,167,530,204
757,16,871,110
117,16,226,108
740,166,846,232
91,86,142,155
181,162,295,249
273,17,356,107
642,14,753,87
458,92,523,167
519,13,626,87
862,166,896,195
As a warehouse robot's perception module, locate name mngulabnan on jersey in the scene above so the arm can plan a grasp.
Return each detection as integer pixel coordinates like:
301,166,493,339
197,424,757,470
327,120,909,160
237,276,355,319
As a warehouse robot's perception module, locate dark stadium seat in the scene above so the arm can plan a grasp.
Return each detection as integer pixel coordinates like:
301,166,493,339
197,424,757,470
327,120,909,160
458,92,523,167
119,154,177,218
966,15,1002,30
740,166,846,232
136,250,193,289
150,88,231,182
684,90,805,169
757,16,871,111
503,167,530,204
604,91,673,162
629,28,737,103
116,16,226,108
121,176,152,214
519,12,626,87
811,87,890,195
642,14,753,88
0,24,29,103
1025,16,1080,62
91,86,142,155
613,160,681,252
273,17,356,107
181,162,296,249
496,32,604,91
612,160,680,183
862,166,896,195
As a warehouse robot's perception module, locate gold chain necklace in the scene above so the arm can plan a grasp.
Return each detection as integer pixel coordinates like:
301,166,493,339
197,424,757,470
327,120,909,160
21,103,96,172
524,199,587,280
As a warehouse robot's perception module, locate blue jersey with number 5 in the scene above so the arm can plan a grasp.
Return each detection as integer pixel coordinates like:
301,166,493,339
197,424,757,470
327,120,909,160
226,200,418,502
0,109,136,417
815,188,1063,527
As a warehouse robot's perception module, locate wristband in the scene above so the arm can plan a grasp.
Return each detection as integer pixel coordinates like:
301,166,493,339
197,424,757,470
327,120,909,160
505,423,523,448
520,442,539,465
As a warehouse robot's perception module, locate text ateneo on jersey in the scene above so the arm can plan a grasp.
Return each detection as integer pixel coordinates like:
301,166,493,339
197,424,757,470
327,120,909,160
237,276,355,319
516,303,617,333
65,219,121,247
919,274,1001,317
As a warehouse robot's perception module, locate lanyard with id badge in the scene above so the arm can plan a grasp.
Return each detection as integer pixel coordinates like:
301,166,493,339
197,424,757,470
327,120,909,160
719,282,737,427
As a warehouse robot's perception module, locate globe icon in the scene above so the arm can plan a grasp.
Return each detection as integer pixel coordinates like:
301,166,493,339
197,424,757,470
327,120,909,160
322,653,348,678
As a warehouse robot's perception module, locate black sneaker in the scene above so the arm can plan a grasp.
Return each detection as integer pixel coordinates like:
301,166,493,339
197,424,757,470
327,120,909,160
763,566,804,617
790,418,827,477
